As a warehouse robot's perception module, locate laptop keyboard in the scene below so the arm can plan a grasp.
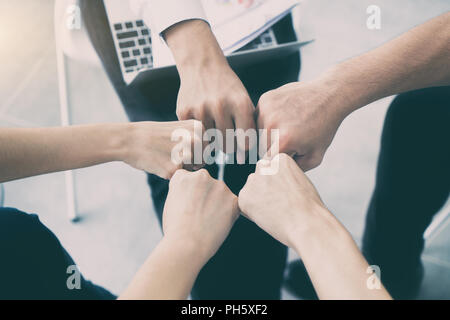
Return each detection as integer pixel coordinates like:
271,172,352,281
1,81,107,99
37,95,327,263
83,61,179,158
239,28,277,51
112,21,276,77
113,20,154,74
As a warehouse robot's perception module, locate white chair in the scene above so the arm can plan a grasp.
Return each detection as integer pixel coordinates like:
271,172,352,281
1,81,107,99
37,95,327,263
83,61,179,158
0,184,4,207
54,0,100,222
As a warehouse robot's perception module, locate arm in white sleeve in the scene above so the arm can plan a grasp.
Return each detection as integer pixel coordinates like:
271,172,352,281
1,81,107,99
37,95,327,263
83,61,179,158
136,0,208,35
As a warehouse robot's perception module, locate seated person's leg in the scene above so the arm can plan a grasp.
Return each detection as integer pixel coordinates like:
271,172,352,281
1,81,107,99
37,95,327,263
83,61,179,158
362,86,450,299
0,208,115,300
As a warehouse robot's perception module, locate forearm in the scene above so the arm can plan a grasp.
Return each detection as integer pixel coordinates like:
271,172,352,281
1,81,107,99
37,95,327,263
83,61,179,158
164,20,229,79
0,124,128,183
290,207,392,300
320,12,450,117
119,238,205,300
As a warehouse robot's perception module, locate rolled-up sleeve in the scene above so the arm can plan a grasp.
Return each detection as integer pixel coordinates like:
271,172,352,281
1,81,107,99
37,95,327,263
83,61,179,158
132,0,208,35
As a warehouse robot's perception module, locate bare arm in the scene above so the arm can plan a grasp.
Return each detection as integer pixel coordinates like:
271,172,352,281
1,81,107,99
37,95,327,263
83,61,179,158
163,19,256,154
239,154,392,299
120,169,239,300
119,238,205,300
0,124,124,182
0,120,203,182
326,11,450,116
257,12,450,171
290,207,391,300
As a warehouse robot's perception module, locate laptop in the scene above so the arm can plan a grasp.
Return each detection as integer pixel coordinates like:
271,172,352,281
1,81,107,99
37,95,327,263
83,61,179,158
103,0,312,85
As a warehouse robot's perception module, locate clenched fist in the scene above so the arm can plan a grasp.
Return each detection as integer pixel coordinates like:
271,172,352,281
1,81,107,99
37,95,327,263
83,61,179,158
256,80,349,171
163,169,239,262
122,120,205,180
239,154,334,248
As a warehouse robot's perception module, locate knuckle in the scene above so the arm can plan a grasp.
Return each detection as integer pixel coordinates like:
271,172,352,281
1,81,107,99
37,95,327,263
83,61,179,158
196,168,210,179
177,107,190,120
170,169,184,184
258,91,274,107
277,153,291,161
247,172,257,183
235,94,251,108
238,188,247,203
276,153,292,165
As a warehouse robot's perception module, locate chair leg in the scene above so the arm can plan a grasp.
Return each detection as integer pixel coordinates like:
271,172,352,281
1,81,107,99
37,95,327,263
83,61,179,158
55,19,79,222
0,183,4,207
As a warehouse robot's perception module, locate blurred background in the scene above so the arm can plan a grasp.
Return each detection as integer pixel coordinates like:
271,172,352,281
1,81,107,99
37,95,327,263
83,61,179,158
0,0,449,298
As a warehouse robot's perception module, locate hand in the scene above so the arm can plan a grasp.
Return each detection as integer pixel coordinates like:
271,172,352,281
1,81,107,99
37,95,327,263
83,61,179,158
177,61,256,152
238,153,334,248
256,79,350,171
165,20,256,154
122,120,204,180
163,169,239,263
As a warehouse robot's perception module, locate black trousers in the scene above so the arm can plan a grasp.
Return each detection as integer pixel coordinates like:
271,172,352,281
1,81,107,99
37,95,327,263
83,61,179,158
80,0,301,299
0,207,115,300
362,86,450,298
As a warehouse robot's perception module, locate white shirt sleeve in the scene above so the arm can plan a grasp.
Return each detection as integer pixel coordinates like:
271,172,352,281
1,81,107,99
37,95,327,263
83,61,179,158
131,0,208,35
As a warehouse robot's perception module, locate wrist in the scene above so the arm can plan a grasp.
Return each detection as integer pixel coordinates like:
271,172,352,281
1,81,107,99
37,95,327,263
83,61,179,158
98,123,131,163
318,62,380,116
161,234,210,269
287,205,351,256
164,20,228,79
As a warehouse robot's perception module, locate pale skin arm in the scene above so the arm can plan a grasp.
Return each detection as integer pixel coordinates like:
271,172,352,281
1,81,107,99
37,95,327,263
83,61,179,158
290,208,391,300
118,238,206,300
120,169,239,300
163,20,256,154
257,12,450,170
0,120,204,183
239,154,392,299
0,124,125,183
327,11,450,116
1,123,238,300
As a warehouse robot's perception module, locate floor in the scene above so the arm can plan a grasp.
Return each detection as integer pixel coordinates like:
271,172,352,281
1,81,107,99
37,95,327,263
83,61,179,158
0,0,449,299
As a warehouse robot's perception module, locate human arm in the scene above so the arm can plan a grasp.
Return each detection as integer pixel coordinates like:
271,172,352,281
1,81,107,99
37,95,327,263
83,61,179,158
119,169,239,299
140,0,255,153
0,120,203,182
257,12,450,170
165,19,256,154
238,154,392,299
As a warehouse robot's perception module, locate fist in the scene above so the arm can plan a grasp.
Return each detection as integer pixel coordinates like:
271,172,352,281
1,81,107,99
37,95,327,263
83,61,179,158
163,169,239,261
256,81,346,171
238,153,327,247
124,120,205,180
177,63,256,153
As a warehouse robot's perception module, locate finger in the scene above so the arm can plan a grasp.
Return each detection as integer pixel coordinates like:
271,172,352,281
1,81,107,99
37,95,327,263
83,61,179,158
170,168,189,186
255,103,265,131
177,107,194,121
233,105,257,153
201,112,215,132
255,158,272,175
214,112,234,153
